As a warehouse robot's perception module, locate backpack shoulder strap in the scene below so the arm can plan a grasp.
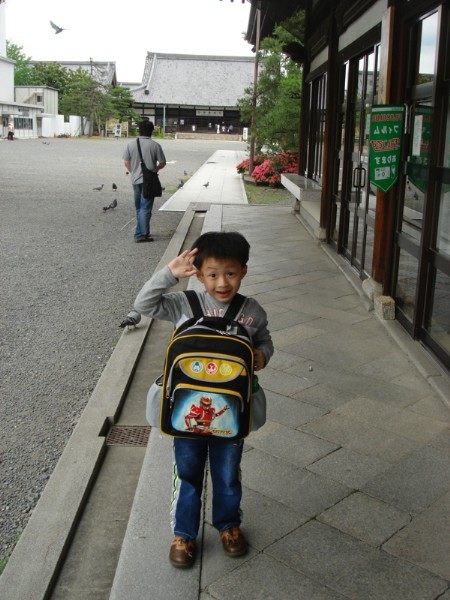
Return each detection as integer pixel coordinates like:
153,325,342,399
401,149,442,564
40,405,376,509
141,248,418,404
183,290,246,321
224,293,246,320
184,290,203,319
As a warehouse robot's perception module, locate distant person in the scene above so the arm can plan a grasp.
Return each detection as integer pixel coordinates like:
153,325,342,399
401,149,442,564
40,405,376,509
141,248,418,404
216,124,220,134
7,123,14,141
123,120,166,243
228,124,234,134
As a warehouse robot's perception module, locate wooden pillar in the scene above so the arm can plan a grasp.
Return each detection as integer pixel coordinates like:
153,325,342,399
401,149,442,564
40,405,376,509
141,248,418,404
372,7,396,288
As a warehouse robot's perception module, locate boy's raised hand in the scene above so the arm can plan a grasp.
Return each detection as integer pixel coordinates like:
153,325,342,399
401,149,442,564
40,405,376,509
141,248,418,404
168,248,198,279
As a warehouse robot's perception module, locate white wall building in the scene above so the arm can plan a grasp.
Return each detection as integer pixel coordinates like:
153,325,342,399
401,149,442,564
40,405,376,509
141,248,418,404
0,0,42,139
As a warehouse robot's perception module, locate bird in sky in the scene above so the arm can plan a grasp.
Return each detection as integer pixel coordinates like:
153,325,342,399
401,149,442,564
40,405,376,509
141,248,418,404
112,183,117,191
49,20,65,34
93,184,104,191
203,181,209,188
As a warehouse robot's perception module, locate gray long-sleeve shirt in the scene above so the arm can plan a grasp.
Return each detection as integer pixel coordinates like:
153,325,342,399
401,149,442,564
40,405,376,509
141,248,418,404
134,266,274,365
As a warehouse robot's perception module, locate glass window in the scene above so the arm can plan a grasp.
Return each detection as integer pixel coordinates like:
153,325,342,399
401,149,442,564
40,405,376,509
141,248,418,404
437,184,450,257
395,249,419,322
404,101,433,239
13,117,33,130
417,12,438,84
426,269,450,353
436,97,450,256
307,72,327,182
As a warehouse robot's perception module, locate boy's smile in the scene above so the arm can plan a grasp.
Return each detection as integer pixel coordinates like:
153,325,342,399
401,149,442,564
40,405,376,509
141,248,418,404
196,257,247,303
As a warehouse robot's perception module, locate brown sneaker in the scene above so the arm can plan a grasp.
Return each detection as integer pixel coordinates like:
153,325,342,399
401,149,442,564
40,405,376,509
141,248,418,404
219,527,247,557
169,536,196,568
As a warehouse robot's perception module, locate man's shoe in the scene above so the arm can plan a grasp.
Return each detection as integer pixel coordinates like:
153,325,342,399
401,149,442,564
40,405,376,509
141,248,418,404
169,536,196,568
135,236,154,243
219,527,247,557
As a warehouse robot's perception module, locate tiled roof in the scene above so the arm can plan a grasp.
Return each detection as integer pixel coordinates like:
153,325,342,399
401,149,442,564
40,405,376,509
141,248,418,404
30,61,117,87
129,52,254,107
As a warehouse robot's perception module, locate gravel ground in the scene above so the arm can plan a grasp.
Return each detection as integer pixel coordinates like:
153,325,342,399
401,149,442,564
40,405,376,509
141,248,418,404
0,136,247,565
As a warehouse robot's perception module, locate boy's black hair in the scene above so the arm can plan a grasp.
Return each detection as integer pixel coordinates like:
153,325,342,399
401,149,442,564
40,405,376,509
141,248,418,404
191,231,250,269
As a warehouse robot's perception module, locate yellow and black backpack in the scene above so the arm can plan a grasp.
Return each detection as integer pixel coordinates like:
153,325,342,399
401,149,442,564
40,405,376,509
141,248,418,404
160,291,254,440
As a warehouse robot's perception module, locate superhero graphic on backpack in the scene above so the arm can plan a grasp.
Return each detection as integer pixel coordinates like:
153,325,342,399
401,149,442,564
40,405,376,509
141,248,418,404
184,396,229,434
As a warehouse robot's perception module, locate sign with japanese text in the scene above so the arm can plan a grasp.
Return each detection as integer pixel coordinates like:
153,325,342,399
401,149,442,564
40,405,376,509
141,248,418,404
369,105,404,193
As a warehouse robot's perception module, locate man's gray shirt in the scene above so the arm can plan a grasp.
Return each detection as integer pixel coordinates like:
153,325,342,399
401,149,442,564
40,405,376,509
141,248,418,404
123,136,166,185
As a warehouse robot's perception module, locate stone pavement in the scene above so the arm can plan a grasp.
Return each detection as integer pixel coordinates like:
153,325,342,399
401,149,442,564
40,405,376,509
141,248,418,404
109,203,450,600
1,150,449,600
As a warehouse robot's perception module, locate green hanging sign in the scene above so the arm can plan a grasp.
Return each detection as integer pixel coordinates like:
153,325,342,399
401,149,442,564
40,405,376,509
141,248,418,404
369,105,405,193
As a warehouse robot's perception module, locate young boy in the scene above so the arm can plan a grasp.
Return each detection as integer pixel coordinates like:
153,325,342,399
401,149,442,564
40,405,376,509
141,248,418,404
134,231,273,568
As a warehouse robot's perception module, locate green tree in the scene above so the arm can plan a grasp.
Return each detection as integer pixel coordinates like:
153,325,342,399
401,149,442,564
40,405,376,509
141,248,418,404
30,62,72,95
108,86,139,124
60,76,116,135
238,26,302,152
6,41,34,85
5,45,126,134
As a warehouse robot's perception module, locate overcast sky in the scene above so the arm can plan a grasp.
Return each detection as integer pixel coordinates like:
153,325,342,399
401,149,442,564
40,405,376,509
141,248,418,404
5,0,254,82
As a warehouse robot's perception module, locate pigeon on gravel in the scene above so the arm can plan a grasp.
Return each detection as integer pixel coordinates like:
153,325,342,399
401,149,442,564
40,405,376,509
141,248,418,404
103,199,117,212
112,183,117,191
93,184,104,191
119,310,141,330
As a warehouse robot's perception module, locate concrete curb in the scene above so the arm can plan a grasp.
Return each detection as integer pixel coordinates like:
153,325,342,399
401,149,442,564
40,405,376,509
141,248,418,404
0,208,197,600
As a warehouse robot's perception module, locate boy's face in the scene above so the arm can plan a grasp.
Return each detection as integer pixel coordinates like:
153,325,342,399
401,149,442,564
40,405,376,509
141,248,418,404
196,257,247,303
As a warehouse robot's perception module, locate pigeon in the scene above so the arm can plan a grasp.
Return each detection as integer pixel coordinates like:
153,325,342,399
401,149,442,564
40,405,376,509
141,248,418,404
93,184,104,191
178,180,184,189
42,141,50,145
103,199,117,212
119,310,141,330
203,181,209,188
50,20,65,34
112,183,117,191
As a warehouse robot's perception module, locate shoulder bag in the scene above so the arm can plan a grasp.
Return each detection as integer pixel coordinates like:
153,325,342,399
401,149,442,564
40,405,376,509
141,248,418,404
136,138,162,199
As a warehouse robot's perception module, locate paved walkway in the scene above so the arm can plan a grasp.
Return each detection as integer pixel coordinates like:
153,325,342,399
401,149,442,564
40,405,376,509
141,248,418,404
160,149,247,210
109,205,450,600
1,150,449,600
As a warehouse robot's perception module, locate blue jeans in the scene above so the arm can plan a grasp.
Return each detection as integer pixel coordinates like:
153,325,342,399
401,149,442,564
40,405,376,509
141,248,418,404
171,437,244,540
133,183,154,240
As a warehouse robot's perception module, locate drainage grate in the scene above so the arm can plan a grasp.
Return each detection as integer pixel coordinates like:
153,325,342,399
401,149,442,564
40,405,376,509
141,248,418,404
106,425,151,447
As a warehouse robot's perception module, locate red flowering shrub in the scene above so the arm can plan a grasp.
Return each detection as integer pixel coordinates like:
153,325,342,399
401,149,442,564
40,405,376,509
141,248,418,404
236,154,265,174
245,151,299,187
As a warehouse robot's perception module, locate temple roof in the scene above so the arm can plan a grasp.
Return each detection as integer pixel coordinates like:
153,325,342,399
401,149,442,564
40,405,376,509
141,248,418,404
129,52,254,107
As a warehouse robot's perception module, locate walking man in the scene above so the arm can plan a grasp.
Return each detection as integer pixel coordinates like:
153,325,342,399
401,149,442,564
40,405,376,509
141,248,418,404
123,120,166,242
